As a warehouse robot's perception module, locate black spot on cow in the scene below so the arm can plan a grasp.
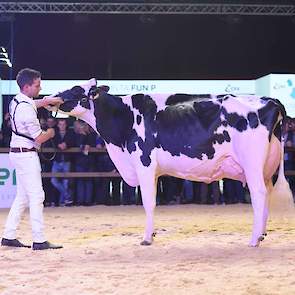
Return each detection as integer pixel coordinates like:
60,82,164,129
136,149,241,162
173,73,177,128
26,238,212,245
258,101,280,141
212,130,231,145
57,86,90,112
165,94,211,106
136,115,142,125
216,94,236,102
223,130,231,142
222,110,248,132
258,97,287,140
131,94,158,166
193,101,221,130
156,100,224,160
247,112,259,129
94,93,138,150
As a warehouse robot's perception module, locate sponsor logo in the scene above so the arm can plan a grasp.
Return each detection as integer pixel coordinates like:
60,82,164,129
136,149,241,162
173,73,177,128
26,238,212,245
225,84,240,93
0,168,16,186
272,79,295,99
131,84,156,92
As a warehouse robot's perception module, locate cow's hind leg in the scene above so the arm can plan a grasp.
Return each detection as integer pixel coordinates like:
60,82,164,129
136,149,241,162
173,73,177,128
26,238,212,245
262,180,273,239
245,168,268,247
138,171,157,246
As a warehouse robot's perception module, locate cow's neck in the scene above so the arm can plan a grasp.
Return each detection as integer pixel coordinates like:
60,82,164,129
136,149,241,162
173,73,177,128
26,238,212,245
75,100,98,133
93,93,135,150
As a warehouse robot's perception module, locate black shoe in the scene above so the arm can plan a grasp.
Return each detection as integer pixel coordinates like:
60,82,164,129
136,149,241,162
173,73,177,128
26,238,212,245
32,241,63,251
1,238,31,248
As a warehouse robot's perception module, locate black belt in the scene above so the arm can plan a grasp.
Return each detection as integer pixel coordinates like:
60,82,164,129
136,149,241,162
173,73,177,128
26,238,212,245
10,147,37,153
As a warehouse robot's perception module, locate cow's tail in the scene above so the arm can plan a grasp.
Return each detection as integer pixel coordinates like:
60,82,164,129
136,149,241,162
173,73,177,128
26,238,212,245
269,114,294,216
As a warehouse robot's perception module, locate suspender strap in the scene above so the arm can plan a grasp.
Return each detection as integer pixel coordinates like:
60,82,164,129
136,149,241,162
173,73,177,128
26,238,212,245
9,97,36,141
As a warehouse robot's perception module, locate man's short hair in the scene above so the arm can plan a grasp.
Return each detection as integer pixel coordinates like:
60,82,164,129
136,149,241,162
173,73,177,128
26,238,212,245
16,68,41,89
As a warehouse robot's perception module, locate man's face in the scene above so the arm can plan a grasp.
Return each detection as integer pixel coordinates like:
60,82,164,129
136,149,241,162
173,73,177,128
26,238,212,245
47,118,56,128
57,120,67,131
23,78,42,98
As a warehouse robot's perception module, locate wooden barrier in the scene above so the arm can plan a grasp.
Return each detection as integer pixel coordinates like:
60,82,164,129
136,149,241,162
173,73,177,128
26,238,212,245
1,147,295,177
0,147,121,178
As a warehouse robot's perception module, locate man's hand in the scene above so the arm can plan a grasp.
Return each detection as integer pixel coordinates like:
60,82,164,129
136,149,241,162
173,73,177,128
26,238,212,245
43,96,63,106
34,97,63,109
58,142,67,150
47,128,55,139
35,128,55,145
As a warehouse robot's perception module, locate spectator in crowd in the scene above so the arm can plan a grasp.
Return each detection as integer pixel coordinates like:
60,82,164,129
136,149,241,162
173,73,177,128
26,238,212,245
73,121,96,206
39,117,47,130
38,118,59,207
0,128,4,147
160,177,184,205
51,119,74,206
223,179,246,204
1,112,12,147
193,181,221,205
122,181,136,205
284,117,295,196
46,117,57,130
94,135,121,205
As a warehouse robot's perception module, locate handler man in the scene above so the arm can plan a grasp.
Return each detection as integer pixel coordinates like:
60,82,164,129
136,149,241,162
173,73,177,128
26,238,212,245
1,68,63,250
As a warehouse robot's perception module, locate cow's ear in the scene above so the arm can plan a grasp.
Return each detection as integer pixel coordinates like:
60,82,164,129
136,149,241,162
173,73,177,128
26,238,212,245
97,85,110,93
71,86,85,95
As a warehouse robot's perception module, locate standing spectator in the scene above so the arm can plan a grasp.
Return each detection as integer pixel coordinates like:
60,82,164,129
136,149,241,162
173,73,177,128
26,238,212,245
73,121,95,206
284,118,295,196
0,128,4,147
195,181,221,204
94,135,121,205
1,112,12,147
122,181,136,205
223,179,246,204
38,119,58,207
46,117,57,130
51,119,74,206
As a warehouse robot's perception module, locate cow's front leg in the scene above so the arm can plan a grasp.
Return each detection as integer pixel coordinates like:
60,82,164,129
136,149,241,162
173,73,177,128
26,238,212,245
138,173,157,246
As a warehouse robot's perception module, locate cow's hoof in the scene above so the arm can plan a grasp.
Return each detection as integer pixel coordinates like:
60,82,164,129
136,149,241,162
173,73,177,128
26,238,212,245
248,240,260,247
140,240,152,246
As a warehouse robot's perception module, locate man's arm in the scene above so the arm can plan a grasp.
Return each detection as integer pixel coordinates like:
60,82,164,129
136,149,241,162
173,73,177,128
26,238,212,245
35,128,55,145
34,96,63,109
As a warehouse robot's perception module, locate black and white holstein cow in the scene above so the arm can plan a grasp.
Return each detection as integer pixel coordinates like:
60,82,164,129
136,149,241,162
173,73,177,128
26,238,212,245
48,78,294,247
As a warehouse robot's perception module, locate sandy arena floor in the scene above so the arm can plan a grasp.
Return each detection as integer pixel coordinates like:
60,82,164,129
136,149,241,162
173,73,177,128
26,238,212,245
0,204,295,295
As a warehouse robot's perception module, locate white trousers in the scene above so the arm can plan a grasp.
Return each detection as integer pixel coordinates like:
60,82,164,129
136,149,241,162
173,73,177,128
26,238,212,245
3,151,46,243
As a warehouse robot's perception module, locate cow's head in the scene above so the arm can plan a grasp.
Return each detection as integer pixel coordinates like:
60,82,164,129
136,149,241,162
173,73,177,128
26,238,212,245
51,78,110,116
54,78,97,114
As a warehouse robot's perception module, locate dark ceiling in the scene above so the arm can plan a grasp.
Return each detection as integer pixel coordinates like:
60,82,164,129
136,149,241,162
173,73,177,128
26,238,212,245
0,5,295,80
